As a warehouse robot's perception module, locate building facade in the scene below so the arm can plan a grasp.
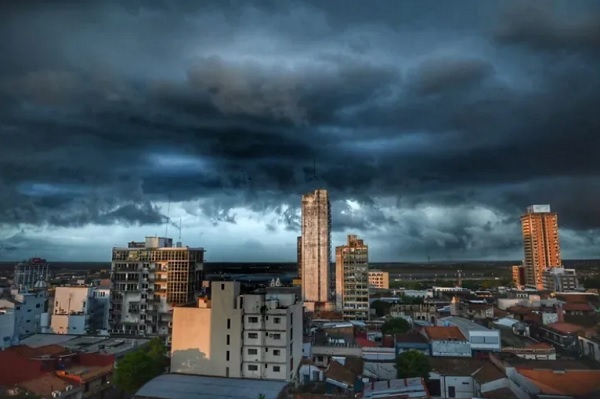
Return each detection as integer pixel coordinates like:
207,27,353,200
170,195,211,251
335,235,369,320
521,205,562,289
297,236,302,279
542,267,579,292
170,281,302,381
51,286,110,335
0,289,48,345
109,236,205,338
301,189,332,308
368,270,390,289
13,258,50,292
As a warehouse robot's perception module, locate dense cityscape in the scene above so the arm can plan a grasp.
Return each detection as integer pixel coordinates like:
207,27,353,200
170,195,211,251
2,1,600,399
1,189,600,399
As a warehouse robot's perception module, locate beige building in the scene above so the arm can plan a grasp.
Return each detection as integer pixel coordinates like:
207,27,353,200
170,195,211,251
521,205,562,289
109,236,205,338
335,235,369,320
51,286,110,335
368,270,390,289
301,189,332,308
512,265,526,288
170,281,303,381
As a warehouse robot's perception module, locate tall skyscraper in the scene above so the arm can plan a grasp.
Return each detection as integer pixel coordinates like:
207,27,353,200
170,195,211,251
109,236,205,340
301,189,332,308
335,235,369,320
521,205,562,289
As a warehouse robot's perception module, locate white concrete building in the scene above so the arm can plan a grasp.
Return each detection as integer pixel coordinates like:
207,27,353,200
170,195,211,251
301,189,332,309
0,308,16,349
171,282,302,382
0,289,48,344
542,267,579,292
51,286,109,335
438,316,501,354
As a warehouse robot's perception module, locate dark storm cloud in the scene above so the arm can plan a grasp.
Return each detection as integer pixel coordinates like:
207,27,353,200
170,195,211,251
1,0,600,260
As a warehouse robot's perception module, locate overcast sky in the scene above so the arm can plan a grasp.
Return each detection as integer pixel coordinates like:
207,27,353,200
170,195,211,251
1,0,599,262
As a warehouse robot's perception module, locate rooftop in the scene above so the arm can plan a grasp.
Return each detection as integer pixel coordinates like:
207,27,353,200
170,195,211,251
438,316,491,332
422,326,467,341
518,369,600,397
135,374,288,399
545,322,586,335
18,374,72,397
362,378,429,399
429,358,487,376
21,334,151,357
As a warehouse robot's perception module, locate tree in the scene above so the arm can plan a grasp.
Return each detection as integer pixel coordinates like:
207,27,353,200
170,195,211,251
258,395,267,399
381,317,410,335
114,337,169,393
395,350,431,381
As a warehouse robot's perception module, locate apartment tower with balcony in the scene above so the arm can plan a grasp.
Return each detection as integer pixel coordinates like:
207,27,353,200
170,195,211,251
109,236,205,339
170,281,302,381
301,189,332,311
335,235,369,320
521,205,562,289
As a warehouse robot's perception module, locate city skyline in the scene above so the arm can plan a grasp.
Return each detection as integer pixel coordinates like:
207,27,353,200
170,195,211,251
1,1,600,262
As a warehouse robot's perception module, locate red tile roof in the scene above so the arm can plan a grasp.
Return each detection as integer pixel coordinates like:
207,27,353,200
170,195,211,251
563,303,594,312
518,369,600,396
547,322,586,335
423,326,466,341
525,342,553,350
356,337,379,348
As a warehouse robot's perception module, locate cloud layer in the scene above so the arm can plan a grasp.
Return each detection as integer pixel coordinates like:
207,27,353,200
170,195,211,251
1,0,600,261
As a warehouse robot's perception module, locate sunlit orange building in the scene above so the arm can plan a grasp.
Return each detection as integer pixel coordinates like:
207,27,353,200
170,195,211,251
521,205,561,289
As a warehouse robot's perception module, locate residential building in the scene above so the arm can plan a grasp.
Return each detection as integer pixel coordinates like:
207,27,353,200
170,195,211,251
109,236,205,338
438,316,501,355
521,204,562,289
51,286,109,335
301,189,332,310
170,281,303,381
0,289,48,345
335,235,369,320
421,326,471,357
542,267,579,292
368,270,389,289
0,308,16,349
511,265,526,288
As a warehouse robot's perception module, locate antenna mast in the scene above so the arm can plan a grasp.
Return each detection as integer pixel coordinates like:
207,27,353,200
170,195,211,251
164,197,171,237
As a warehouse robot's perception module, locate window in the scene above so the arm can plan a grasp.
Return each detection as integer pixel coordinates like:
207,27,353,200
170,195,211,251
272,333,281,340
448,386,456,398
35,304,41,308
227,335,230,345
226,351,230,361
273,366,281,372
249,316,258,323
227,319,231,329
274,317,281,324
248,332,258,339
273,349,281,356
248,348,258,355
248,365,258,371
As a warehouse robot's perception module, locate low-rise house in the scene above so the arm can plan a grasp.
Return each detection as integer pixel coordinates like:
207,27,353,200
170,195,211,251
395,332,430,356
421,326,471,358
438,316,501,356
361,378,430,399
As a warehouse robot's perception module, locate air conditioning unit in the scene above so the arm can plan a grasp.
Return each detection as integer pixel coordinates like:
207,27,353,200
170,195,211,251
52,391,61,398
66,385,73,391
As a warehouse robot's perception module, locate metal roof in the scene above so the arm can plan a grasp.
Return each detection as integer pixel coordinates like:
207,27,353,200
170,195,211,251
135,374,288,399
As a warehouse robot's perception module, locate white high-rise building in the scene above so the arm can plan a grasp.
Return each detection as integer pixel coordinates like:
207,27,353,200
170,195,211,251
301,189,332,309
170,281,302,381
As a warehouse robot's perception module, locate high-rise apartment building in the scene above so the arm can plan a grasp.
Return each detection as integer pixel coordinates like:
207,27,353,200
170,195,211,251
14,258,50,292
521,205,562,289
335,235,369,320
109,236,205,339
368,270,390,289
170,281,302,381
301,189,332,308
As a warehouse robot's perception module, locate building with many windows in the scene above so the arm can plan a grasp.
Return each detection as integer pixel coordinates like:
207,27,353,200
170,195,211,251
335,235,369,320
51,286,110,335
368,270,390,289
109,236,205,339
521,205,562,289
542,267,579,292
170,281,302,381
0,289,48,346
301,189,332,310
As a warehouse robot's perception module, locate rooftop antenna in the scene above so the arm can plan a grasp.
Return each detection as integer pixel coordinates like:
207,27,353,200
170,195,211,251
164,196,171,237
176,217,183,248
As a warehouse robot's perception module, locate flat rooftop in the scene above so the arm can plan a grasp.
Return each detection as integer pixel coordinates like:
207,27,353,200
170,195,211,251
440,316,492,332
20,334,151,357
135,374,287,399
